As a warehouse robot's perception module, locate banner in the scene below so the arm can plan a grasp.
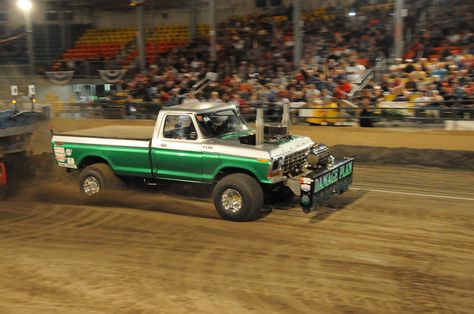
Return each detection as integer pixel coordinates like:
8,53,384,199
98,69,127,83
45,71,75,85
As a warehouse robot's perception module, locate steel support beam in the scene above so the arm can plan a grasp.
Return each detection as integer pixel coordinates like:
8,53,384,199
209,0,217,61
189,0,198,41
136,5,145,71
394,0,404,59
58,0,67,52
293,0,302,69
24,11,35,76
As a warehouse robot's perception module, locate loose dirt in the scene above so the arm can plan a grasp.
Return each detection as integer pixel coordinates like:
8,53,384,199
1,165,473,314
1,120,473,313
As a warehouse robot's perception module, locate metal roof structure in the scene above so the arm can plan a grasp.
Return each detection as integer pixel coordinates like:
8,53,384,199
67,0,206,12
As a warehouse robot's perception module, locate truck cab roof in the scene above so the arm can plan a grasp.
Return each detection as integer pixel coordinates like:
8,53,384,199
161,102,236,114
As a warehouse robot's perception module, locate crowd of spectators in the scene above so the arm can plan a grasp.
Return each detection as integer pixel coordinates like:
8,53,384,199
119,2,398,107
120,0,473,119
403,0,473,60
380,55,472,117
3,0,472,124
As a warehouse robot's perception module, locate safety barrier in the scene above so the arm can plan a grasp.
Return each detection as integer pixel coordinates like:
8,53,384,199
42,99,474,127
0,61,117,78
49,102,162,120
0,65,31,78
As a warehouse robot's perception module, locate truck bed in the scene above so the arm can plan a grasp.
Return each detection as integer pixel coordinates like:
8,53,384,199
58,126,154,141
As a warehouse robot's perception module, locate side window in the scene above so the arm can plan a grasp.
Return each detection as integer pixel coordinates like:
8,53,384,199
163,115,197,141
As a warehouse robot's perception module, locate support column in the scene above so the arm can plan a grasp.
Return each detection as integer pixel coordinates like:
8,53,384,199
24,11,35,76
209,0,217,61
189,0,198,41
293,0,302,69
45,23,51,61
58,0,67,52
136,5,145,71
394,0,404,59
419,9,426,32
151,0,158,64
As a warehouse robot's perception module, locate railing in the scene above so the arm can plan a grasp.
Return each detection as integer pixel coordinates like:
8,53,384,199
373,58,391,83
49,101,162,120
348,69,373,98
0,60,132,79
42,99,474,128
0,65,31,78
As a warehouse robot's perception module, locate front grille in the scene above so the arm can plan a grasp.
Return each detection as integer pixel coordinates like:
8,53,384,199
282,148,309,174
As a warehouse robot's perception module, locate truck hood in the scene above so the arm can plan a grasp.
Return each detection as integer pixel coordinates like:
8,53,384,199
205,135,314,160
265,135,314,158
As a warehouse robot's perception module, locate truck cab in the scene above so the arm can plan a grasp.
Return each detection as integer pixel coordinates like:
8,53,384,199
149,103,313,184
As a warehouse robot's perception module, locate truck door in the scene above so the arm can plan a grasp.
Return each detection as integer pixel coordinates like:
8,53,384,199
151,114,203,181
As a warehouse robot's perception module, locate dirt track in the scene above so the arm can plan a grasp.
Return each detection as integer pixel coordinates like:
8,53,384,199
2,120,474,313
29,119,474,155
1,165,473,314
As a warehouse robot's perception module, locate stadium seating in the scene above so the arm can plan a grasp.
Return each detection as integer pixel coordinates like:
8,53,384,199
57,24,210,65
62,28,136,61
122,24,209,65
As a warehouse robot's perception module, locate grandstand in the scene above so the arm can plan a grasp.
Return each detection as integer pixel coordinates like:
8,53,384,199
62,28,136,61
122,24,209,66
0,0,471,124
1,5,474,312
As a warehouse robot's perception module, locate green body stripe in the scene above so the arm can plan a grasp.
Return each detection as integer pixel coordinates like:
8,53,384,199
53,142,153,178
53,142,271,184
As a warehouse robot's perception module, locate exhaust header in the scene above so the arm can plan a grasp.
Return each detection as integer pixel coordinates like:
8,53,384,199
255,107,264,147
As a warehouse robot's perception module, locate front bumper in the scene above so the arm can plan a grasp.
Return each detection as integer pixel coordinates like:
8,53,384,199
300,158,354,213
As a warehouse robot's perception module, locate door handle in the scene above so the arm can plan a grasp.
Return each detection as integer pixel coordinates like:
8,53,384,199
160,143,167,148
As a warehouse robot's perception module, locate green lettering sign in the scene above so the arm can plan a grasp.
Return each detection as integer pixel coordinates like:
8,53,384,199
339,161,353,179
314,161,353,192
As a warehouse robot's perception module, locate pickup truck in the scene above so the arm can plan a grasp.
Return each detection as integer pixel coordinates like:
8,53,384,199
52,102,353,221
0,109,38,153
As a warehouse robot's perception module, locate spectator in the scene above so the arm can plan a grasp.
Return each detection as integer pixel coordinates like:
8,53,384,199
359,97,374,127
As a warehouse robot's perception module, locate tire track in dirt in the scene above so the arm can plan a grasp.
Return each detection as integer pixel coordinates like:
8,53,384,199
1,167,473,313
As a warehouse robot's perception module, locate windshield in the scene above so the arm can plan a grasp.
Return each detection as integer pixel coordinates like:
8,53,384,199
195,109,248,138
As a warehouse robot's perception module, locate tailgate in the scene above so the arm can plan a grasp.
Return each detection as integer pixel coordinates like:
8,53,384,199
300,158,354,213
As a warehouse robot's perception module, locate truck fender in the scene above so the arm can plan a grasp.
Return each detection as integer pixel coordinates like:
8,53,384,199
77,155,114,170
213,166,261,183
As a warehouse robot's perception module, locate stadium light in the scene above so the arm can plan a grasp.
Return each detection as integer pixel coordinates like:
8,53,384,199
17,0,35,75
17,0,32,12
348,11,357,17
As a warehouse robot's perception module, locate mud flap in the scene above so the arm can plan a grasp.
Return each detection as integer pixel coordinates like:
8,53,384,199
300,158,354,213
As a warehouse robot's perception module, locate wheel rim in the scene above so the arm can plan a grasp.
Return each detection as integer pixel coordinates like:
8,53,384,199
221,188,243,213
83,176,101,196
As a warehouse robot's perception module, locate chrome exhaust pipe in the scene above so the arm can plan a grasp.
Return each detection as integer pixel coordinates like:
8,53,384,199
281,101,290,130
256,107,264,147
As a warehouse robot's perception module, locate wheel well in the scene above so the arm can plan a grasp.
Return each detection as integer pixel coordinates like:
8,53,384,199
214,167,260,183
79,156,109,169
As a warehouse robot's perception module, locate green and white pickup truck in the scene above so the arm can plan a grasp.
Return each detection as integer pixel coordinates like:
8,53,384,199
52,102,353,221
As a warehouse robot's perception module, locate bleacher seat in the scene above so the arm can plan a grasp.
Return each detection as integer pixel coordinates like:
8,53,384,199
62,28,136,61
122,24,209,66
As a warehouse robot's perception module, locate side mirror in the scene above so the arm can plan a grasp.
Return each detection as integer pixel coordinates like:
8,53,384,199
188,131,197,140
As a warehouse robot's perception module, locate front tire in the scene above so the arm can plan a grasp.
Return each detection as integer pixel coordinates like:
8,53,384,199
213,173,263,221
79,163,123,196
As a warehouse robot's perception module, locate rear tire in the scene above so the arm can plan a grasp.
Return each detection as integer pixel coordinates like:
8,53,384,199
79,163,123,196
213,173,263,221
